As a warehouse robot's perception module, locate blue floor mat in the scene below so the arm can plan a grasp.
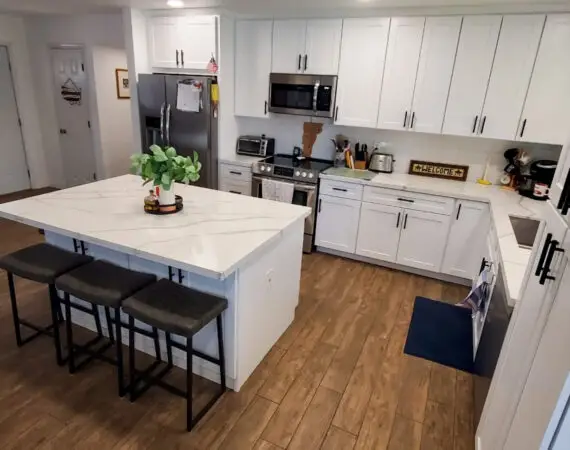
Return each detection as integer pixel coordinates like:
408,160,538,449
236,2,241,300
404,297,474,373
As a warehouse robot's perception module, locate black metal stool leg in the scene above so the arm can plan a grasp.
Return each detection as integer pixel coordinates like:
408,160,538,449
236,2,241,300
64,292,75,374
187,337,193,432
93,304,103,337
152,327,162,363
115,308,124,397
104,307,115,343
48,284,64,366
166,332,173,368
128,315,136,402
7,272,23,347
216,315,226,392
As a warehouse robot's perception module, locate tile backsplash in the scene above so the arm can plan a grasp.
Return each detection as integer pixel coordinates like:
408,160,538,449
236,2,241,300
235,115,562,183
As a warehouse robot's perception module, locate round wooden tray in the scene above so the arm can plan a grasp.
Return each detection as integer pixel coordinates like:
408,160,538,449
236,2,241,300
144,195,183,215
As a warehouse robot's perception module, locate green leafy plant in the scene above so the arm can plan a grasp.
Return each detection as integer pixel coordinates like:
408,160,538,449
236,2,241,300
130,145,201,190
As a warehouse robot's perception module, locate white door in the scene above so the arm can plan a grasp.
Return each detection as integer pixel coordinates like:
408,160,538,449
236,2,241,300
335,18,390,128
234,20,272,118
0,46,30,195
442,15,501,137
355,202,403,262
550,138,570,223
304,19,343,75
148,16,181,69
397,209,451,272
272,20,306,73
377,17,425,131
441,200,490,279
315,194,361,253
518,14,570,145
410,16,461,134
179,15,217,71
51,49,97,187
480,15,545,140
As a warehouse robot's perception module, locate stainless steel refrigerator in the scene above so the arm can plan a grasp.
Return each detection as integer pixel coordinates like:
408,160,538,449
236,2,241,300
138,74,218,189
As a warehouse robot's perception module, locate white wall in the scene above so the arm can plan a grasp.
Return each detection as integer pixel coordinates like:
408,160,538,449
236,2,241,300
0,14,49,189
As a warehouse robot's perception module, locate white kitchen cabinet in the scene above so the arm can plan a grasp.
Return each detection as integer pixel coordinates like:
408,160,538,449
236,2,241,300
315,194,361,253
377,17,425,131
518,14,570,145
271,19,342,75
147,15,217,70
334,18,390,127
480,15,545,140
356,202,402,263
442,16,501,137
409,16,461,134
550,138,570,224
442,200,490,279
397,209,451,272
235,20,272,118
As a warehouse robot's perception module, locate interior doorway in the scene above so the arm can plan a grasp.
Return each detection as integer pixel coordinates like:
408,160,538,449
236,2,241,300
0,46,30,195
51,47,97,187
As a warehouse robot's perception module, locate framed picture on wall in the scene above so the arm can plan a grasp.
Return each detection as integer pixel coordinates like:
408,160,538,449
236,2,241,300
115,69,130,99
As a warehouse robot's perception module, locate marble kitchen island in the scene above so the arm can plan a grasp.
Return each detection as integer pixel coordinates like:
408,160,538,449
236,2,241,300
0,175,310,391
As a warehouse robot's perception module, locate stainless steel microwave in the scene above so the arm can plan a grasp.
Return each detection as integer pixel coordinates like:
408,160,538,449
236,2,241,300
268,73,338,118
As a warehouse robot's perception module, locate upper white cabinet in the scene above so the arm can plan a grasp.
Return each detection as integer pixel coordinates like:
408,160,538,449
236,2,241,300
315,195,361,253
235,20,273,118
271,19,342,75
335,18,390,128
409,16,462,134
443,16,501,137
442,200,490,278
147,15,217,70
356,202,402,262
479,15,545,140
377,17,425,130
518,14,570,145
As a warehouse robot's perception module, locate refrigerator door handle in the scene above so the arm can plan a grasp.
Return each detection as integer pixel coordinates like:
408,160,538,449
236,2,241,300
160,103,165,145
165,103,171,147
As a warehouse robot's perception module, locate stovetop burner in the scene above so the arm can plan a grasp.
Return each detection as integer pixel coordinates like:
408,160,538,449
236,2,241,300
262,155,334,172
253,154,333,184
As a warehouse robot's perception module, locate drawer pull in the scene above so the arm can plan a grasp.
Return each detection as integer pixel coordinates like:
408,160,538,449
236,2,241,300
332,187,348,192
229,171,242,176
229,190,241,194
456,203,462,220
397,197,414,203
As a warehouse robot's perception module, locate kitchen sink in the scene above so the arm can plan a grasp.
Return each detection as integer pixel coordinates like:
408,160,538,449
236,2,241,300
509,216,540,249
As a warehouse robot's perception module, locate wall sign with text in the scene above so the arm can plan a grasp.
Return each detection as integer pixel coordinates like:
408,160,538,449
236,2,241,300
408,160,469,182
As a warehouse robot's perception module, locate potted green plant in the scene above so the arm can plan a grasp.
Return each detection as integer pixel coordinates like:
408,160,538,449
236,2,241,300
130,145,201,205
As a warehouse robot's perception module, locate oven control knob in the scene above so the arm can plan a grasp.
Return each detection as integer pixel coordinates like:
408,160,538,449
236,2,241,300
295,171,301,176
301,172,307,178
266,166,272,172
308,172,314,178
260,165,265,171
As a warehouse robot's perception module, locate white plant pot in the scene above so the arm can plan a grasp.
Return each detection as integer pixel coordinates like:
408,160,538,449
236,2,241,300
157,186,175,205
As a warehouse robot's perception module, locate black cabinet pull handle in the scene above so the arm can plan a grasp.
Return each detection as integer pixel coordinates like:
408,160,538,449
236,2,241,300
318,199,322,213
176,50,179,66
229,170,242,175
403,111,408,128
396,212,401,228
181,50,184,66
456,203,462,220
472,115,479,133
304,54,308,71
229,191,241,194
397,197,414,203
335,106,339,122
479,257,487,274
480,116,487,134
403,213,408,230
539,239,562,285
536,233,553,276
264,101,268,115
520,119,527,138
332,187,347,192
298,54,302,71
557,169,570,214
410,112,415,129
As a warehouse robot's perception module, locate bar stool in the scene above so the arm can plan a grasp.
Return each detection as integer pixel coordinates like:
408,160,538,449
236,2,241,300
0,243,93,365
54,259,156,396
121,278,228,432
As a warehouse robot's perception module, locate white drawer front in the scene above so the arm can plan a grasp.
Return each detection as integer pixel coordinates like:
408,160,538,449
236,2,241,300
363,186,455,215
220,180,252,196
220,163,252,183
319,179,363,201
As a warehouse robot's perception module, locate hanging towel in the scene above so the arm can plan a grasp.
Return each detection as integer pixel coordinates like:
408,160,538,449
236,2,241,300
457,267,491,313
261,179,294,203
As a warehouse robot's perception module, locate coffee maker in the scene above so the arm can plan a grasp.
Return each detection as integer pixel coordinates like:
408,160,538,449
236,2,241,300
519,160,558,200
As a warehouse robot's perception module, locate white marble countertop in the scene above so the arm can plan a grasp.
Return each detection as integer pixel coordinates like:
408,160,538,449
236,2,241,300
220,154,262,168
321,168,550,305
0,175,311,279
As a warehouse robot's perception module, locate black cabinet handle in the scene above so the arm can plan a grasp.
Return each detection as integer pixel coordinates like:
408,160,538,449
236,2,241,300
264,101,268,115
396,212,401,228
181,50,184,66
176,50,179,66
298,54,302,71
557,169,570,215
479,257,487,274
335,106,339,122
318,199,322,213
480,116,487,134
410,112,415,129
403,213,408,230
472,115,479,133
397,197,414,203
229,191,241,194
520,119,527,138
456,203,462,220
539,239,564,285
304,54,308,71
229,170,242,175
332,187,347,192
403,111,408,128
536,233,553,276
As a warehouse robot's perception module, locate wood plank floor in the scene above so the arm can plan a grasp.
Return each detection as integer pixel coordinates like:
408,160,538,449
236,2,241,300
0,189,474,449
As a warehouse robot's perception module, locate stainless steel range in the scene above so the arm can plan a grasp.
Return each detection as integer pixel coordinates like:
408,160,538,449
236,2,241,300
252,154,333,253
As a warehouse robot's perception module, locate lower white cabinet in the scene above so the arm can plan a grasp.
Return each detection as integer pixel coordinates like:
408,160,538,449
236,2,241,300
356,202,402,262
315,194,361,253
442,200,490,278
396,209,451,272
219,162,252,196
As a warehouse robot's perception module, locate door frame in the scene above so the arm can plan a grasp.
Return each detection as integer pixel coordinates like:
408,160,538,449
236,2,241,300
49,44,99,187
0,43,31,191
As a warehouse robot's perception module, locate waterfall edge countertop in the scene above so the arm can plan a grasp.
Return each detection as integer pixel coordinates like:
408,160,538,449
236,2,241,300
0,175,311,279
321,168,551,306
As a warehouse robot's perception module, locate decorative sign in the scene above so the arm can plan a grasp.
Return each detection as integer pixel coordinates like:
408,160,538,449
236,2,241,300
115,69,130,99
408,160,469,182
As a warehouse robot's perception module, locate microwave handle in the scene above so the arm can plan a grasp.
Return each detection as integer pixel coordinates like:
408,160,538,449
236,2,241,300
312,80,320,113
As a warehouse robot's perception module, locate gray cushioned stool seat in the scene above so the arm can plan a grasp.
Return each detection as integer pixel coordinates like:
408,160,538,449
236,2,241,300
122,279,228,337
0,243,93,283
55,260,156,308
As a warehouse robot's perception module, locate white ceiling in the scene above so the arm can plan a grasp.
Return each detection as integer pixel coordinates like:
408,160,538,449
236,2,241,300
1,0,570,15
